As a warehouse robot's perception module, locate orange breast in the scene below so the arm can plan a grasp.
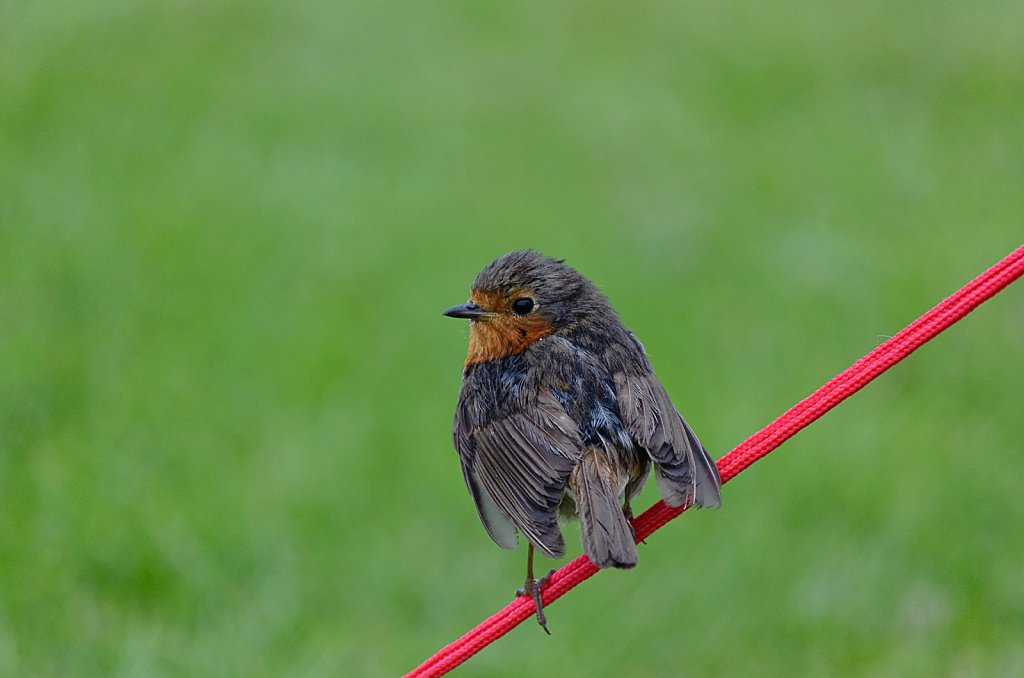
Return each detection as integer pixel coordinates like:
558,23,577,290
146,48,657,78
466,315,554,365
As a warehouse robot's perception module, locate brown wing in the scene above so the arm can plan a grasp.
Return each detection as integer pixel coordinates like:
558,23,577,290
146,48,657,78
614,370,722,508
454,388,583,558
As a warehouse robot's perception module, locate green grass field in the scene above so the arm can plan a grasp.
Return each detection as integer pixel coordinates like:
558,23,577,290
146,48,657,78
2,1,1023,675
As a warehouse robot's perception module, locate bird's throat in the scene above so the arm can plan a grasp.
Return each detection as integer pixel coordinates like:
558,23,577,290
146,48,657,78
466,316,554,365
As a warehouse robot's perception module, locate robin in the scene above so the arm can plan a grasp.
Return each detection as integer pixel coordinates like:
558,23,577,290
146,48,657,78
443,250,721,632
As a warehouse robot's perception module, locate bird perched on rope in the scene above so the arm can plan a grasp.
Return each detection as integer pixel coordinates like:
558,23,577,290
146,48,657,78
443,250,722,632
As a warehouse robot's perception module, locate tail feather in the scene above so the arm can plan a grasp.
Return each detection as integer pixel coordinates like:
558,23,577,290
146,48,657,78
570,449,637,569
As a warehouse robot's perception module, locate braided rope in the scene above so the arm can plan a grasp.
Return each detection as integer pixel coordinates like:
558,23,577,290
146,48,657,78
408,243,1024,677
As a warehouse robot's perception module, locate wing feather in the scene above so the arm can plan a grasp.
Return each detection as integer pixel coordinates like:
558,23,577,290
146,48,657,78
454,388,583,558
614,370,722,508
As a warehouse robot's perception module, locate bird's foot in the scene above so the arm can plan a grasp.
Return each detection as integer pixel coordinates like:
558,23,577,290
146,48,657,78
623,505,646,544
516,569,556,634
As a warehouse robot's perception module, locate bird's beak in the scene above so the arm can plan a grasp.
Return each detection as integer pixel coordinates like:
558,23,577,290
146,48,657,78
443,302,491,320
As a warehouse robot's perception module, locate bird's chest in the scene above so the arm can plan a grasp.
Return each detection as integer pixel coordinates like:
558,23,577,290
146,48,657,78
462,342,630,450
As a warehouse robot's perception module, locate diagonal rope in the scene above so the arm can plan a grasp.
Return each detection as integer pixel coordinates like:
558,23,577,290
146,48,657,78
408,243,1024,678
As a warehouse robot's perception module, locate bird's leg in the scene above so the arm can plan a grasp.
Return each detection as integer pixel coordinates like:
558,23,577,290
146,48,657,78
515,544,554,634
623,499,645,544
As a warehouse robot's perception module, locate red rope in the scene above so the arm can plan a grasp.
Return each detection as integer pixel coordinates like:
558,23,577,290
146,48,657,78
408,243,1024,678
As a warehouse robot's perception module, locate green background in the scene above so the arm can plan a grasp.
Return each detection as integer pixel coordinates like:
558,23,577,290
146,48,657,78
2,1,1022,675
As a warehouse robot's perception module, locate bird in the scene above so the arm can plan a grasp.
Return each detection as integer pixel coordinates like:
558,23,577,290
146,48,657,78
443,250,721,631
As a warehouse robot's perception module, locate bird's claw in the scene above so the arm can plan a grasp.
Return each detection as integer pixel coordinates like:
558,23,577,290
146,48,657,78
516,569,556,634
624,506,646,545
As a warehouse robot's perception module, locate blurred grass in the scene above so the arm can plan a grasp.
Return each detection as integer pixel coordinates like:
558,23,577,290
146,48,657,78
1,0,1023,675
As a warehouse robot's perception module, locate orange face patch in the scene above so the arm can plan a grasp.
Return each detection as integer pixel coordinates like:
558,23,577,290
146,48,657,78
464,289,554,365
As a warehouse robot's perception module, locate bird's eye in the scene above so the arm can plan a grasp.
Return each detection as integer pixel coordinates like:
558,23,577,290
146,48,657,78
511,297,535,316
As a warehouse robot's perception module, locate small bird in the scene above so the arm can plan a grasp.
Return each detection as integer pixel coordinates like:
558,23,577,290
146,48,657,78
444,250,721,631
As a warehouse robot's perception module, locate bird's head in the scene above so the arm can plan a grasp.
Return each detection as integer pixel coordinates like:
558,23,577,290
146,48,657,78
444,250,601,365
